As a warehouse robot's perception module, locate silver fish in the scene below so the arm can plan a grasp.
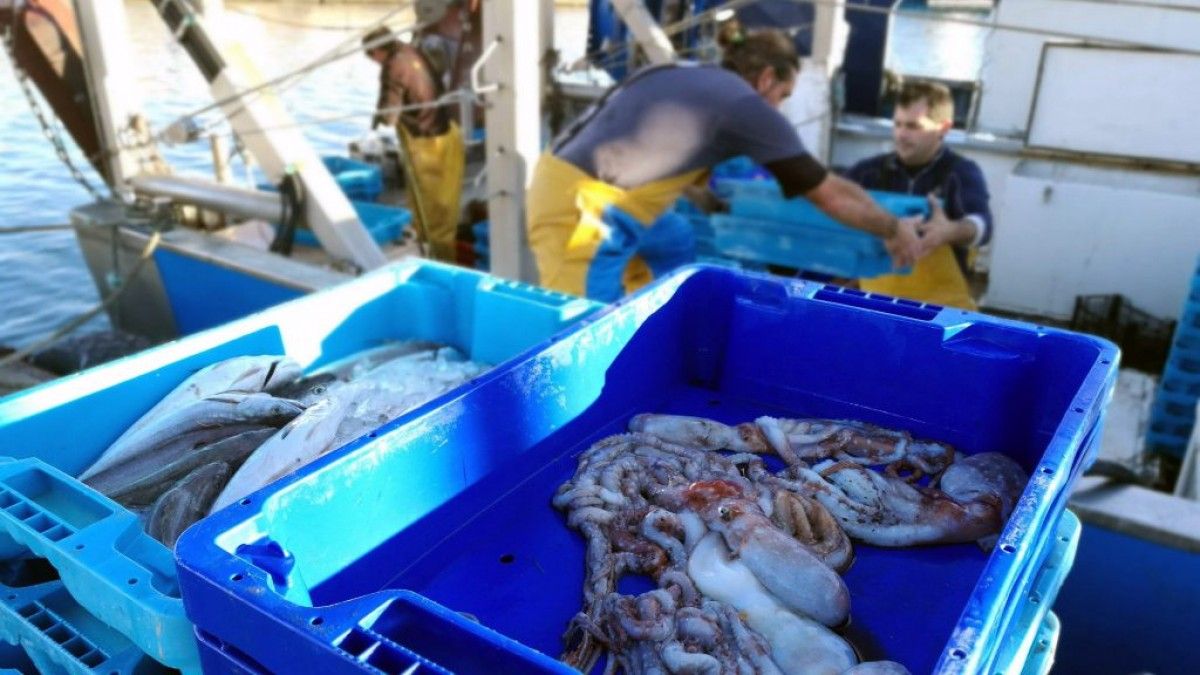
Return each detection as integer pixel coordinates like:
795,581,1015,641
146,462,233,548
308,341,442,381
208,387,365,513
81,356,302,481
82,392,304,485
105,428,277,508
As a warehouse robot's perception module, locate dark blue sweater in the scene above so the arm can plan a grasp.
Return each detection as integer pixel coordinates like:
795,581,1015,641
845,147,993,247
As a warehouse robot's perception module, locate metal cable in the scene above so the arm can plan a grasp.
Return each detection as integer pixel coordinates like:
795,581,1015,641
572,0,1200,75
1,20,108,200
224,5,382,31
0,230,162,372
156,2,427,139
0,223,74,234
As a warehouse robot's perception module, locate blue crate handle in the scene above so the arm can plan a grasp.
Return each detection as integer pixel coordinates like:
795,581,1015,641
0,458,199,672
0,577,162,674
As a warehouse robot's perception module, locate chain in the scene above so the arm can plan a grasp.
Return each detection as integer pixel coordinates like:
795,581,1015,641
2,22,108,201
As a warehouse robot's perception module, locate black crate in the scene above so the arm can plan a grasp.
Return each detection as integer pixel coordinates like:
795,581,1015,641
1071,294,1176,373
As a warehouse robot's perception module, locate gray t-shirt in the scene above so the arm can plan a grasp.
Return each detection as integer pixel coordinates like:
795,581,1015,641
553,64,809,189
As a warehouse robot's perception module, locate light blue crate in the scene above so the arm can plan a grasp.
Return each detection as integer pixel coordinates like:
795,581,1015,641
0,260,600,674
275,201,411,248
991,511,1080,674
711,213,899,278
1018,612,1060,675
0,459,195,673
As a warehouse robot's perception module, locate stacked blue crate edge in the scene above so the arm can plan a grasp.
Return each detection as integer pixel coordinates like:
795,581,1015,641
1146,255,1200,457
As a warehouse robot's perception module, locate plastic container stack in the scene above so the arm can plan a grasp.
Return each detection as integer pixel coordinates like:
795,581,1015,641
1070,294,1175,373
1146,256,1200,458
669,157,927,277
173,266,1117,675
0,261,600,673
259,156,409,247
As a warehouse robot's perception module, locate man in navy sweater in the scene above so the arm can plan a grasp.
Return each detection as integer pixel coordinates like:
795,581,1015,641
845,81,993,309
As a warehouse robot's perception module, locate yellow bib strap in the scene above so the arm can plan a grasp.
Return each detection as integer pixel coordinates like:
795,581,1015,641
526,152,705,297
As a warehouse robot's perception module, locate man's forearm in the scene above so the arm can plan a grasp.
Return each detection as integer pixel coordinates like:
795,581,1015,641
810,175,898,238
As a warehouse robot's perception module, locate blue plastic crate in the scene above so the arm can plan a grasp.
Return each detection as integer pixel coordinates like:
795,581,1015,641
319,156,383,203
710,190,928,277
258,157,383,204
1018,612,1060,675
1145,430,1188,457
0,260,600,674
273,201,412,248
991,510,1080,674
176,265,1118,675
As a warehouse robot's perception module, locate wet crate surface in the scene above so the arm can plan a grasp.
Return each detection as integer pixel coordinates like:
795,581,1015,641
179,266,1117,675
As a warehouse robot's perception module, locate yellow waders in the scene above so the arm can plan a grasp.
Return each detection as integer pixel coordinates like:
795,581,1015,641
526,152,706,299
860,243,976,310
398,122,465,263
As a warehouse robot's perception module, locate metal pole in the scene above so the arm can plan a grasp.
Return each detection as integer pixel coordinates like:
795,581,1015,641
481,0,543,283
611,0,677,65
72,0,165,191
147,0,387,271
805,0,849,162
129,174,284,222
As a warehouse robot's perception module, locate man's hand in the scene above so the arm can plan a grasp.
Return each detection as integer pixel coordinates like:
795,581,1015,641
884,216,923,269
681,185,728,214
916,194,978,256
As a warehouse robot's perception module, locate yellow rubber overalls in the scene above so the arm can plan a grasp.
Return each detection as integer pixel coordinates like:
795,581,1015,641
526,152,706,301
860,244,976,310
398,121,465,263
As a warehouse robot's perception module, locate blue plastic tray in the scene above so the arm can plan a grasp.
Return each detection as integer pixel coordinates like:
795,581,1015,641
0,261,599,674
176,265,1118,675
258,156,383,204
271,201,412,248
711,188,928,278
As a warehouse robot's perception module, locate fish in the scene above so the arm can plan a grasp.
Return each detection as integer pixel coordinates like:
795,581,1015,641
146,462,233,548
208,386,366,513
209,348,489,513
269,372,343,407
80,356,302,480
82,392,304,488
105,428,277,508
307,341,442,381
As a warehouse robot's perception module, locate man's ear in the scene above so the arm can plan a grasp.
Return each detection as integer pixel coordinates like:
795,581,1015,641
755,68,775,95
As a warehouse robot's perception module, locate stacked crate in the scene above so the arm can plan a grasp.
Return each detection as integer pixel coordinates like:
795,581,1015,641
1146,256,1200,458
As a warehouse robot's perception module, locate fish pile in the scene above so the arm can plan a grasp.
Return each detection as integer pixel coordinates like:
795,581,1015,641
79,342,488,547
554,414,1029,675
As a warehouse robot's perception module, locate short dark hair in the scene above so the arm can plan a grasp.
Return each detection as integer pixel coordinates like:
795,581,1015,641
362,26,396,53
896,81,954,124
717,21,799,83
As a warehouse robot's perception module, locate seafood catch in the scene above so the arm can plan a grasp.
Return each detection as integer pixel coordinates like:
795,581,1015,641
554,413,1030,673
77,342,490,548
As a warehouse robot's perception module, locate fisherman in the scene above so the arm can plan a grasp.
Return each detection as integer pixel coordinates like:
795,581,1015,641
415,0,482,119
844,81,992,309
363,25,464,263
525,24,924,302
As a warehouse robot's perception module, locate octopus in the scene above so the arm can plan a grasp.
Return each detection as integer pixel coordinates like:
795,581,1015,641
553,413,1029,674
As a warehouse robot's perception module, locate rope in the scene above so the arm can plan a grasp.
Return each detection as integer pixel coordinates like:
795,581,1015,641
0,231,163,372
224,5,383,31
157,2,427,140
0,224,74,234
